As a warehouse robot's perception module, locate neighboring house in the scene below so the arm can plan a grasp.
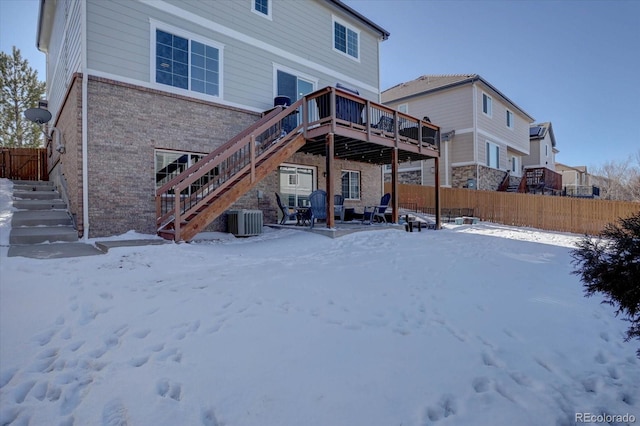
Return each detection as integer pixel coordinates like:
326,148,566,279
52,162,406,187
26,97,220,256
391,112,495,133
35,0,439,240
525,122,558,171
381,74,534,191
556,163,600,198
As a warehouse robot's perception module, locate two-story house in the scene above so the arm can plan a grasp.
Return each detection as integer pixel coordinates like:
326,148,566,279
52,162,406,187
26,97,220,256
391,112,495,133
556,163,600,198
36,0,441,240
521,122,563,194
381,74,533,191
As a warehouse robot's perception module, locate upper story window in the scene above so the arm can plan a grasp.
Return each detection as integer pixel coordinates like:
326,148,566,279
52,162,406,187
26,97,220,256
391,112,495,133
253,0,272,19
333,17,359,60
482,93,492,117
397,103,408,114
154,26,222,98
506,110,514,129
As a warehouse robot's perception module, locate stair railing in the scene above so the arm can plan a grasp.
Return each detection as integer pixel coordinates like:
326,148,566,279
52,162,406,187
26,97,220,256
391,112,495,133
156,99,304,239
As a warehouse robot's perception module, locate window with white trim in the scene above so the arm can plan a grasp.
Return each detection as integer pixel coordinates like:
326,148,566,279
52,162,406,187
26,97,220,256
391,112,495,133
341,170,360,200
155,150,205,190
506,110,514,129
482,93,492,117
333,18,359,60
486,141,499,169
511,156,519,175
252,0,272,19
398,103,408,114
154,27,222,97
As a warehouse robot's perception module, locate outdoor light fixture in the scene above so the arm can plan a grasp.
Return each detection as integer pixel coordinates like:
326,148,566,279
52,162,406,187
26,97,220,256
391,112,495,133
24,107,66,154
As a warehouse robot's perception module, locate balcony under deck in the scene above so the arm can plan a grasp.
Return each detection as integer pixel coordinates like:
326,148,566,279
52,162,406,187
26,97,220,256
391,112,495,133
294,87,440,165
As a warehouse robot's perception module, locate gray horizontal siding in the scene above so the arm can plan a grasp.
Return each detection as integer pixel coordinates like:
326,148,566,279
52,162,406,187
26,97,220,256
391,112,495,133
47,0,82,119
85,0,383,111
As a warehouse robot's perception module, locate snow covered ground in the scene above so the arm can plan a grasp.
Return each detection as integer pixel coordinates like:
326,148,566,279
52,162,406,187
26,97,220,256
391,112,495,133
0,178,638,426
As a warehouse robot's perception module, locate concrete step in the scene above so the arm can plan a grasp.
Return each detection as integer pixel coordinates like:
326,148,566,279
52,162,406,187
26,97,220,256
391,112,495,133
11,210,73,227
10,226,78,244
13,190,60,200
12,180,55,190
12,199,67,210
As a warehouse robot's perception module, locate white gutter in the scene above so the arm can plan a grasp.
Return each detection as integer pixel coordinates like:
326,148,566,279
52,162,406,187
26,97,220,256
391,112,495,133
81,0,89,240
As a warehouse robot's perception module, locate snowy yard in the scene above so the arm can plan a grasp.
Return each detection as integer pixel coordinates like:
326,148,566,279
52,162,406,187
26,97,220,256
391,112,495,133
0,179,638,426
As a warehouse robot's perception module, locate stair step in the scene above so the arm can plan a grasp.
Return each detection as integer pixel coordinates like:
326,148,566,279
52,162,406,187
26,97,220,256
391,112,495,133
13,181,56,193
11,210,73,227
13,190,61,200
10,226,78,244
11,179,54,187
13,199,67,210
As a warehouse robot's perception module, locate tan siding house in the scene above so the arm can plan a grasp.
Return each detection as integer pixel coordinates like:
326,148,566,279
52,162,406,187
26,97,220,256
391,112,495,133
382,74,534,190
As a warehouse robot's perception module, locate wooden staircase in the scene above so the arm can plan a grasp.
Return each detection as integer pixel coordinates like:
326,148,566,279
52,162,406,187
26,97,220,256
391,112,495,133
156,100,306,242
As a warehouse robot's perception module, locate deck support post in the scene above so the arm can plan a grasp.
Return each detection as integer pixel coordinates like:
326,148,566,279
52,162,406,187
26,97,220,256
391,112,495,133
326,133,335,228
250,135,256,183
434,155,441,229
391,147,398,223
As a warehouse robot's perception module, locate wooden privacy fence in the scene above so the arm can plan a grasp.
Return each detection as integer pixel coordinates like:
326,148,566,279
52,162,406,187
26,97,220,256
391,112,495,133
386,183,640,235
0,148,48,181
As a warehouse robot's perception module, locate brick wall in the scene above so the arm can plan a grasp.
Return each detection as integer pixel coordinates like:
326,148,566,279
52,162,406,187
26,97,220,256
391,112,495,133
81,77,383,237
49,75,83,235
86,77,259,237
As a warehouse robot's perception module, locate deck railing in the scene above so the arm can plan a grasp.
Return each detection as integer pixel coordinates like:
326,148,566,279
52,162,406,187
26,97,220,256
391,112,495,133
303,87,440,152
155,86,440,240
525,167,562,191
156,100,305,239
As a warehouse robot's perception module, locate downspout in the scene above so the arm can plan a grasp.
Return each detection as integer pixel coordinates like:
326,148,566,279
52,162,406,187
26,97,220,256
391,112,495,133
81,0,89,240
472,81,479,188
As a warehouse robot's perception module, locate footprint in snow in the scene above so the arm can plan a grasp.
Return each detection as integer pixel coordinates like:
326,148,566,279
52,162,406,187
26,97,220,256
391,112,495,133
422,394,457,423
157,379,182,401
102,398,129,426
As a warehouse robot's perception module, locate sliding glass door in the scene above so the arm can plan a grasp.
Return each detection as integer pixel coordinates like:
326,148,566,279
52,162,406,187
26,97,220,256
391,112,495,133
279,165,315,208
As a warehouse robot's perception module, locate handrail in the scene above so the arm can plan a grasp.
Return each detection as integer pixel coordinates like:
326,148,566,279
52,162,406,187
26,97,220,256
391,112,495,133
156,85,442,239
156,99,305,236
497,171,511,191
156,105,285,196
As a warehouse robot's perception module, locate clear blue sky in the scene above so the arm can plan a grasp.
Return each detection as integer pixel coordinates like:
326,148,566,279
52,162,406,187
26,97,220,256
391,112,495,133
2,0,638,168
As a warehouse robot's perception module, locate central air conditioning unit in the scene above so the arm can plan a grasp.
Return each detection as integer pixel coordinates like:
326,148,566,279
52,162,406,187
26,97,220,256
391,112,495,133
227,209,263,237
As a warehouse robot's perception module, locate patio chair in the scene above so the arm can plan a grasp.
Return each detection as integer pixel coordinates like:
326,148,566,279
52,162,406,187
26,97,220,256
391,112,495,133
373,115,394,133
275,192,298,225
307,189,327,229
363,193,391,224
334,194,345,222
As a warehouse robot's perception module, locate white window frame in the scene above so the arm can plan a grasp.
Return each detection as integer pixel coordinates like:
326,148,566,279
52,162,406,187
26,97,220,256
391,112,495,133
506,109,514,129
155,149,206,192
341,170,361,200
150,20,224,99
252,0,272,20
511,156,520,176
279,163,317,208
486,141,499,169
397,103,409,114
332,16,360,61
482,92,492,117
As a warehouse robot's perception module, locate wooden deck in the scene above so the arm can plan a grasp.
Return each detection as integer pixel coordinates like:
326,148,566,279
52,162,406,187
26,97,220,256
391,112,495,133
298,87,439,165
156,86,442,241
